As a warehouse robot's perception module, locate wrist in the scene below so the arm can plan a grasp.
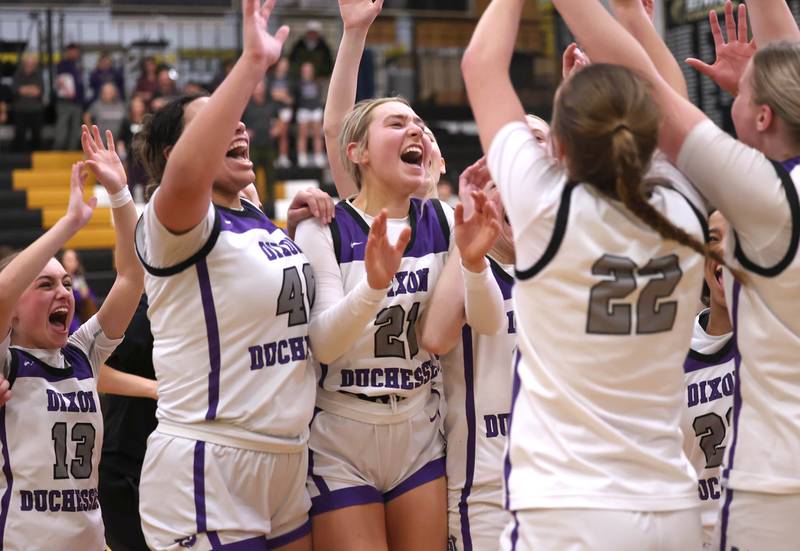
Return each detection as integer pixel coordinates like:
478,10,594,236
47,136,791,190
108,186,133,208
461,257,488,274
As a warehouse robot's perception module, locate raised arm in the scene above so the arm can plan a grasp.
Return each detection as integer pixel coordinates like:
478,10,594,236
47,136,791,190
324,0,384,198
610,0,689,98
551,0,706,160
746,0,800,44
155,0,289,233
98,364,158,399
461,0,527,153
81,126,144,340
0,163,95,340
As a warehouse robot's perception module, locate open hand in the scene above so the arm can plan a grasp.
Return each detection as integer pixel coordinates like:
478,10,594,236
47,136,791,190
339,0,384,31
458,157,492,220
242,0,290,68
686,0,755,96
286,187,335,239
455,190,500,273
365,210,411,290
82,125,127,194
65,162,97,230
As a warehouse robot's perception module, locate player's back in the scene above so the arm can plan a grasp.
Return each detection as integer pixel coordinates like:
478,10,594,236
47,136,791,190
506,181,705,512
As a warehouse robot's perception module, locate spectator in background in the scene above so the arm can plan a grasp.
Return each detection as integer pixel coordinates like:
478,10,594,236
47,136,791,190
289,19,333,80
269,57,294,168
134,56,159,105
117,95,149,202
295,61,325,168
89,51,125,103
84,82,126,139
99,294,157,551
243,79,277,212
436,178,459,208
53,43,85,150
153,66,178,102
183,81,209,96
60,248,98,335
11,52,45,152
149,96,168,113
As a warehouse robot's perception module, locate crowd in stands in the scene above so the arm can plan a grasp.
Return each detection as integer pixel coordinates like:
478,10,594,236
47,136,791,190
2,19,335,182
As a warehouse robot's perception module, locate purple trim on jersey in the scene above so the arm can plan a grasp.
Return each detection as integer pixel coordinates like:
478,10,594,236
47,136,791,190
781,156,800,173
683,345,737,374
193,441,208,534
217,205,281,236
12,345,94,382
503,351,522,510
489,260,514,301
266,519,310,549
0,408,13,550
335,199,449,264
458,326,477,551
719,281,743,551
310,485,382,516
383,456,445,502
509,512,519,551
208,531,222,547
197,259,222,420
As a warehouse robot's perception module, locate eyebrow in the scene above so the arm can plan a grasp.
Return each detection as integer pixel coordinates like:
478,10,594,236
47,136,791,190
385,113,426,127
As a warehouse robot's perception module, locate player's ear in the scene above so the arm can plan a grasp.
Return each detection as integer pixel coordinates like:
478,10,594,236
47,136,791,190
756,104,773,134
346,142,367,166
163,145,173,161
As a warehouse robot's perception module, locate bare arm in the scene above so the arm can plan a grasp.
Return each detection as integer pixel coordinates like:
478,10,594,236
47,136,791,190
81,126,144,340
746,0,800,44
461,0,528,154
155,0,289,233
0,163,95,341
98,364,158,399
324,0,384,198
610,0,689,98
420,250,466,355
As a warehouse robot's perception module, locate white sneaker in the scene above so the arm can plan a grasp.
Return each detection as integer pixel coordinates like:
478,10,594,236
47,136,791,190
275,155,291,168
298,153,310,168
313,153,327,168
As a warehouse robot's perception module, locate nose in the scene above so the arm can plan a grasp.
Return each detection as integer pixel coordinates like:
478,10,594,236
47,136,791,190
236,120,247,135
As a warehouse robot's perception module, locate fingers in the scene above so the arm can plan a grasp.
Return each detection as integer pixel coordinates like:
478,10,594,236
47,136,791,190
274,25,291,48
394,226,412,253
724,1,736,43
81,124,98,154
709,9,724,50
454,202,465,227
106,130,116,153
244,0,257,18
92,125,104,150
737,2,748,43
685,58,714,78
369,209,387,241
87,196,98,211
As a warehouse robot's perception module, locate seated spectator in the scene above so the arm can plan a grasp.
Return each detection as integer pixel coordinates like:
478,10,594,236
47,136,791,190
153,66,178,102
117,95,149,202
11,53,45,152
53,43,85,151
60,248,98,335
295,61,325,168
134,56,159,105
84,82,126,139
289,20,333,80
269,57,294,168
243,79,278,208
89,51,125,103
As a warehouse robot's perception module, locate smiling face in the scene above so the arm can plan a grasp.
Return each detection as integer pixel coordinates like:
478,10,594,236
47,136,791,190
182,97,255,196
350,101,431,198
704,211,730,311
12,258,75,349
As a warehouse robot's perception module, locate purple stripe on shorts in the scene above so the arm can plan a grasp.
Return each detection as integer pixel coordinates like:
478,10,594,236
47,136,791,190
0,408,13,550
509,513,519,551
719,282,743,551
208,531,222,548
310,485,383,516
266,519,311,549
308,449,330,495
210,535,269,550
383,456,445,502
196,259,221,420
194,441,207,534
504,351,522,510
458,327,476,551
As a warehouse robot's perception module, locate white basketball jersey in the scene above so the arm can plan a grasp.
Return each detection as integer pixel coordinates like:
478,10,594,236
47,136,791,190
442,259,515,550
135,200,316,452
721,158,800,495
505,181,706,512
0,342,105,549
315,199,451,405
680,309,736,537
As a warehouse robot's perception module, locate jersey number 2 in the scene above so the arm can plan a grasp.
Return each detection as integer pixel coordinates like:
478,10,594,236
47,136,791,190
587,254,682,335
374,302,421,359
52,422,95,480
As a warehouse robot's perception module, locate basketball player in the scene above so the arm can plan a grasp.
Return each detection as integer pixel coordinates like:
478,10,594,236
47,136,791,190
134,2,316,549
681,211,736,549
463,0,724,548
0,124,143,550
554,0,800,548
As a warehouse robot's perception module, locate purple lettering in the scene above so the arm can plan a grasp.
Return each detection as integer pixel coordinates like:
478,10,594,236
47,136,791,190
341,370,354,387
355,369,370,387
46,390,60,412
277,340,290,365
20,490,32,511
249,346,264,370
370,369,384,388
384,368,399,389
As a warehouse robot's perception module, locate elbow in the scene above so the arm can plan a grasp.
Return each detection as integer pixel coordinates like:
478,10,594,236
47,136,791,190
421,332,457,357
308,334,338,366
